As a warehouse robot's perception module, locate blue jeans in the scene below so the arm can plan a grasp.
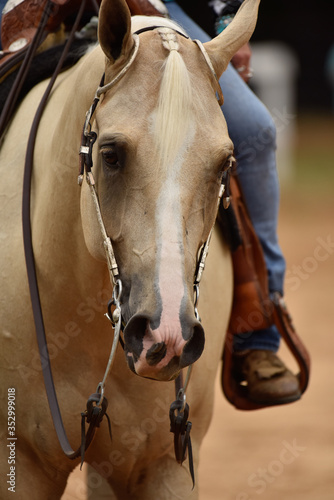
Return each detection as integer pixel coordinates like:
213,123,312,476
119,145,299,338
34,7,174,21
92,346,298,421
167,2,285,352
0,0,6,49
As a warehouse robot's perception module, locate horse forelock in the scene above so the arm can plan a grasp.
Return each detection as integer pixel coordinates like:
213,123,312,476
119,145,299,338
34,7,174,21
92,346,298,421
152,28,195,172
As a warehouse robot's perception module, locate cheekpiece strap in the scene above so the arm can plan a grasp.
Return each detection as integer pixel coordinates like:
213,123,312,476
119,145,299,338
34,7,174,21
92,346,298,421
193,39,224,106
96,35,140,97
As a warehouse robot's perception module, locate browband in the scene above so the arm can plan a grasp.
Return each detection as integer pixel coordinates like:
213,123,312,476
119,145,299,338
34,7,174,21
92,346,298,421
134,25,189,38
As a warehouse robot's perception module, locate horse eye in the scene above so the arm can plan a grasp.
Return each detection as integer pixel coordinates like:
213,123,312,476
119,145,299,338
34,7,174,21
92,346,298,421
101,147,120,168
219,155,232,176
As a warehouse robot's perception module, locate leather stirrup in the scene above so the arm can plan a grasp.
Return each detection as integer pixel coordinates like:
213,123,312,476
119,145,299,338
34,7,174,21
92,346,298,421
220,175,310,410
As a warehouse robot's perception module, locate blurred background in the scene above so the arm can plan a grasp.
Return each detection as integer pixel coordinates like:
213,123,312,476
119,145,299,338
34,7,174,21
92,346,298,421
250,0,334,187
179,0,334,186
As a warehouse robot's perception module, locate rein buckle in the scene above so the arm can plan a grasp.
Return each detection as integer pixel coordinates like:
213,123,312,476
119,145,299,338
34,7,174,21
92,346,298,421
169,398,195,488
79,392,112,469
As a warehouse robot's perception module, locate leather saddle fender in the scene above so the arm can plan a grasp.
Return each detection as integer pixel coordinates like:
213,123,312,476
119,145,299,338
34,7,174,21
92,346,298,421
220,174,311,410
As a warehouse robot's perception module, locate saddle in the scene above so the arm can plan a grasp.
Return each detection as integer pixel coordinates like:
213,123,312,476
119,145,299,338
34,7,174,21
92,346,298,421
0,1,96,75
0,0,310,410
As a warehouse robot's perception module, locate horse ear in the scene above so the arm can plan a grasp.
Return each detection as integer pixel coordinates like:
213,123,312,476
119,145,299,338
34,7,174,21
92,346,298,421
204,0,260,78
98,0,133,62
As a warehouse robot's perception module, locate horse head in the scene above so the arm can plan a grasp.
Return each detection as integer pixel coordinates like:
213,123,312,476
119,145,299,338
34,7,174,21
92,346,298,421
80,0,260,381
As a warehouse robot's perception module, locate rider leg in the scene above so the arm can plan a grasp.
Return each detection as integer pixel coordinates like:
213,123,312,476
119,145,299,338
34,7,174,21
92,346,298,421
221,62,283,353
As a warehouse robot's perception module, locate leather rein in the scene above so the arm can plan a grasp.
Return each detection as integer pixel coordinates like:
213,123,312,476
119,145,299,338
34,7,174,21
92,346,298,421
21,13,230,478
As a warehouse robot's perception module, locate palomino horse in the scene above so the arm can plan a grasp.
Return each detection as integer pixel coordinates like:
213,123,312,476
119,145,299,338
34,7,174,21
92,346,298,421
0,0,260,498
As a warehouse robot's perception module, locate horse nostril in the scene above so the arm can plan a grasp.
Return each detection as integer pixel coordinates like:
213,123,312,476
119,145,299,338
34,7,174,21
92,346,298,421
180,322,205,368
124,312,205,374
146,341,167,366
123,314,149,359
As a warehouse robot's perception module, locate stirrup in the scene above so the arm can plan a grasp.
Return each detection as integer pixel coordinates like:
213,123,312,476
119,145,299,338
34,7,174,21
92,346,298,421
221,294,310,410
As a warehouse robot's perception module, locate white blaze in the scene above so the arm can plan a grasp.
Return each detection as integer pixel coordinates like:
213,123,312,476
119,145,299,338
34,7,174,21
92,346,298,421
153,120,196,355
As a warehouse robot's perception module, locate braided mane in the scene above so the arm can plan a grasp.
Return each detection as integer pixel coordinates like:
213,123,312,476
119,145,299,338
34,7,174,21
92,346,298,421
153,28,194,171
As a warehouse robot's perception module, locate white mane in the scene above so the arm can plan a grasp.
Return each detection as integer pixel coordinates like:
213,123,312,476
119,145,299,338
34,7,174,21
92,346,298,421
154,28,194,170
132,17,195,171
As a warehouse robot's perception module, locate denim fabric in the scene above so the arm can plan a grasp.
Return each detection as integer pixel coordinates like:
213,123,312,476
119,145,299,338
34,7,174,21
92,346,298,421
0,0,6,49
167,2,284,351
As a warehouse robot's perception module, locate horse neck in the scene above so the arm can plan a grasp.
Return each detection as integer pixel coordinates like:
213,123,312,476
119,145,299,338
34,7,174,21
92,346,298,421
32,47,108,297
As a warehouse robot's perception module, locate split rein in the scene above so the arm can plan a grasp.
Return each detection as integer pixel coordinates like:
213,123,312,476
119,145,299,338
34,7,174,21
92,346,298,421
22,23,231,484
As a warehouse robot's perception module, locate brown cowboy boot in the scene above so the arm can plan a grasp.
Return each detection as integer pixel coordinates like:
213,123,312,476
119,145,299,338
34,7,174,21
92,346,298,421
232,349,301,405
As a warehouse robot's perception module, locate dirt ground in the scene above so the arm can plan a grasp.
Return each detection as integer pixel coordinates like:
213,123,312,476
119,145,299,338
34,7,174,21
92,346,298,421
62,188,334,500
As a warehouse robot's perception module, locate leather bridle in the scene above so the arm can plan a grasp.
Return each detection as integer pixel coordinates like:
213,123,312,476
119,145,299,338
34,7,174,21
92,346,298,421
21,16,231,479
